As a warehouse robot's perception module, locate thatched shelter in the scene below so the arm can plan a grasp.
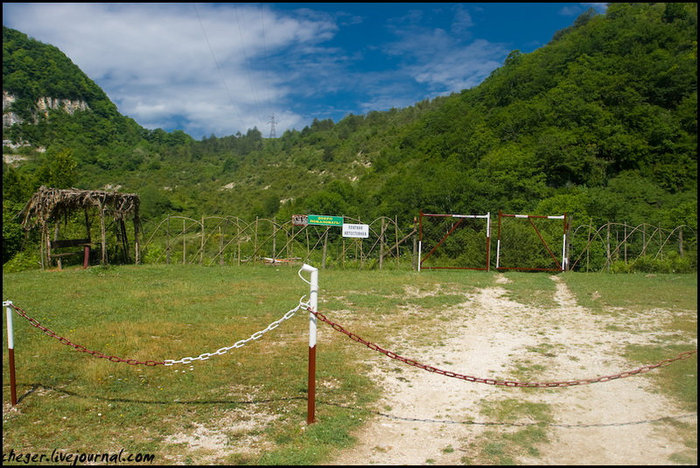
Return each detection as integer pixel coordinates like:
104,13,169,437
20,186,141,269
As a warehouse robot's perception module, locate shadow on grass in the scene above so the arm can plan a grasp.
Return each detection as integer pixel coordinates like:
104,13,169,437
6,383,696,429
11,382,306,406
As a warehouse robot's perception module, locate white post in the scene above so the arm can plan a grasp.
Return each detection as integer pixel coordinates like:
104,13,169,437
486,213,491,272
4,301,17,405
562,213,569,271
5,301,14,350
417,241,422,272
301,265,318,348
561,233,567,271
300,264,318,424
496,239,501,269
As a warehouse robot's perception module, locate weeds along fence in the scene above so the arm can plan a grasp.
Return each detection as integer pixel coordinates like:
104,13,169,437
139,215,418,269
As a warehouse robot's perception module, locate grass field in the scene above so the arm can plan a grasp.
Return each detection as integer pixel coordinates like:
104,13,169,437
2,265,697,465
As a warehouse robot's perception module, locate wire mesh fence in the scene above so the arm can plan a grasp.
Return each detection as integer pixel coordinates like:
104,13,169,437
496,213,567,272
418,213,490,270
139,215,418,269
568,222,696,273
41,213,696,273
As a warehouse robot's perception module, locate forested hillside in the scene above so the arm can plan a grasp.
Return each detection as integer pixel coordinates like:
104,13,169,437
3,3,697,267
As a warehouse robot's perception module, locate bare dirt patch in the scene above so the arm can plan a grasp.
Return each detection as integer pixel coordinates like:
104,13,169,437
327,275,696,465
163,407,278,464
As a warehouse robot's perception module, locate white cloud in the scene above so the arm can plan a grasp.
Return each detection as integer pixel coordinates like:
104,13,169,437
450,5,474,34
3,3,513,138
411,39,507,92
560,3,608,16
381,6,508,96
2,3,333,138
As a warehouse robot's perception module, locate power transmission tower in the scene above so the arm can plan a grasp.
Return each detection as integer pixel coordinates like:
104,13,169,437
268,113,276,138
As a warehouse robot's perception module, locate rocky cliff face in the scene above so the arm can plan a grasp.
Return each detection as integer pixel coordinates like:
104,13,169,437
3,90,90,128
2,91,22,128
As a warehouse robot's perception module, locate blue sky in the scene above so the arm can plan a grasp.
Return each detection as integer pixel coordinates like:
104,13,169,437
3,3,607,140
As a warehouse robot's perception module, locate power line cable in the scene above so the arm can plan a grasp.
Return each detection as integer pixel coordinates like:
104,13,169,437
260,4,278,138
193,3,239,137
233,4,265,132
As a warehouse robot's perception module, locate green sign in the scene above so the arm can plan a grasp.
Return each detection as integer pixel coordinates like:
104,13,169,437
308,214,344,226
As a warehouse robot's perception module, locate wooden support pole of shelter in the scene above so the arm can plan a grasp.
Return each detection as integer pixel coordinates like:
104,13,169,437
84,207,92,268
45,224,51,269
53,223,61,270
134,217,140,265
84,207,91,240
83,244,90,269
39,226,46,270
120,219,129,263
132,215,139,265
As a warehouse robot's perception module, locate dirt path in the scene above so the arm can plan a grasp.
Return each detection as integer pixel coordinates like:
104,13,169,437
327,275,696,465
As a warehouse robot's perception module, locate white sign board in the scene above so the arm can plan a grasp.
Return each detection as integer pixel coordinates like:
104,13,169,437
342,223,369,238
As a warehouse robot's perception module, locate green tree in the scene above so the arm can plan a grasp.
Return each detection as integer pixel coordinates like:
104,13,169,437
2,200,25,263
36,148,78,188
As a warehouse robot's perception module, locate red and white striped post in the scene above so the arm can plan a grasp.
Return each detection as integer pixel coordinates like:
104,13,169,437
4,301,18,406
300,264,319,424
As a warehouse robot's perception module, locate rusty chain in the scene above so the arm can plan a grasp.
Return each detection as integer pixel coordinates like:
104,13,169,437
309,308,697,388
5,299,696,381
6,302,164,366
5,299,305,366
